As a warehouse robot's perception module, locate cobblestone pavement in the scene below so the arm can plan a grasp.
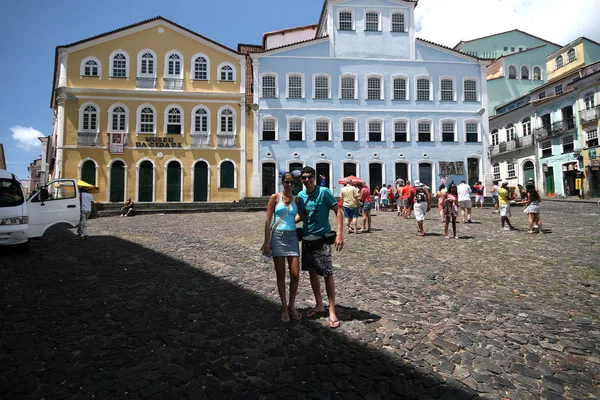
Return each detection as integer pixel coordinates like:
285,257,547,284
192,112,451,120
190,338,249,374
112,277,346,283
1,202,599,399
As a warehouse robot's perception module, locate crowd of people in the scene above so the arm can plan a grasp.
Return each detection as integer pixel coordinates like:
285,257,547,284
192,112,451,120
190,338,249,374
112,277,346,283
261,171,545,323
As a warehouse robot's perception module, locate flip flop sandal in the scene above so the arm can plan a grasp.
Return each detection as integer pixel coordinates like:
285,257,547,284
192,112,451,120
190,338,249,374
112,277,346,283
305,309,325,318
329,318,341,329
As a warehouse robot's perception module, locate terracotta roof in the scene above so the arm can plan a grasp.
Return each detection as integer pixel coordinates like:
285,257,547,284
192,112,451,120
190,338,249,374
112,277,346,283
416,38,483,61
262,24,318,49
453,29,561,50
51,16,240,108
238,44,264,106
531,88,575,107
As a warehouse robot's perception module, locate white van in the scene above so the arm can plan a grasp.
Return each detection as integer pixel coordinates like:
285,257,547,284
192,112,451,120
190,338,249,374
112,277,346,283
0,169,81,251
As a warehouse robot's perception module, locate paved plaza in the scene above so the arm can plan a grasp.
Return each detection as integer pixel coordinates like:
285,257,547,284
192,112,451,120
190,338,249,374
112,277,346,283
1,201,599,399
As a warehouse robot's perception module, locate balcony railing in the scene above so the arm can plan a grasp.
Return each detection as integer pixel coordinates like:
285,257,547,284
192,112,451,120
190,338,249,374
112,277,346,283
136,77,156,89
191,133,210,148
579,105,600,123
163,78,184,90
489,135,534,156
533,116,576,140
78,132,99,146
217,134,236,148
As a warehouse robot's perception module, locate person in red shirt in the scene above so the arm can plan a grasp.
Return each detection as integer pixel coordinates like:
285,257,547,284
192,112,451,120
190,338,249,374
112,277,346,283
401,181,413,218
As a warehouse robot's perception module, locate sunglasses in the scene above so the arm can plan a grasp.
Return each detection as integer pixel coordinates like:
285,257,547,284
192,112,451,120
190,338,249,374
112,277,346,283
301,175,314,181
283,181,294,185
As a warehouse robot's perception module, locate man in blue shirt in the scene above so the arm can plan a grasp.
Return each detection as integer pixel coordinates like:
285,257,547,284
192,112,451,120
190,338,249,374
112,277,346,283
297,167,344,329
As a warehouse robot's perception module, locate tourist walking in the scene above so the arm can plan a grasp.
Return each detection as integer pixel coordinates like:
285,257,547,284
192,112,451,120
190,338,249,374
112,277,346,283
490,180,499,214
373,186,380,211
262,172,303,322
340,178,360,233
387,185,395,213
79,187,96,240
402,180,413,218
473,181,485,209
457,180,472,223
498,180,515,231
443,184,459,239
358,183,372,232
522,178,543,234
379,184,389,212
411,180,431,236
436,184,447,222
297,167,344,329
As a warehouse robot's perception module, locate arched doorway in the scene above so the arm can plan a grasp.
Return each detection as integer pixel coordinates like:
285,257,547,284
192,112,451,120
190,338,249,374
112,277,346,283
262,162,276,196
467,158,479,187
193,161,208,201
369,163,383,193
418,163,433,190
315,162,330,189
523,160,535,183
166,161,182,202
138,160,154,202
109,161,125,202
81,160,96,185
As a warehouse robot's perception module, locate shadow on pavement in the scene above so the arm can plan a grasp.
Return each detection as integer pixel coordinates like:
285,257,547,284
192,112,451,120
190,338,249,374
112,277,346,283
1,228,477,399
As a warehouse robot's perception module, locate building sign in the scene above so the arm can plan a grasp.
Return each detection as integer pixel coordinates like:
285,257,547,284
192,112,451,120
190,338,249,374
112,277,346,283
135,137,183,148
109,132,126,154
589,148,597,159
438,161,465,176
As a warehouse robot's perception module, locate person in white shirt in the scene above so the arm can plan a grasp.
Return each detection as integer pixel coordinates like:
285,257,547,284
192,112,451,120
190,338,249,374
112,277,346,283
456,180,472,223
379,184,389,212
79,188,96,240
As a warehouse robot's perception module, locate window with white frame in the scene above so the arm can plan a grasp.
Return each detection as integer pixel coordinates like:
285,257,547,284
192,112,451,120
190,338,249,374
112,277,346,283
110,52,128,78
522,117,532,136
165,107,182,134
441,121,455,142
586,128,599,147
393,120,408,142
81,104,98,132
507,162,516,178
314,75,330,99
341,119,357,141
393,76,407,100
139,52,155,76
417,121,432,142
339,11,353,31
139,106,155,134
315,119,330,141
465,122,478,142
367,75,382,100
493,163,500,180
541,140,552,157
193,55,208,80
288,119,304,141
193,107,209,135
440,79,454,101
365,12,380,31
340,75,356,99
262,74,277,98
506,123,516,141
219,108,235,134
416,77,431,101
391,12,405,32
464,79,477,102
555,55,564,70
166,53,182,78
508,65,517,79
584,92,595,109
533,66,542,80
367,120,383,141
219,64,235,81
81,57,100,77
538,91,546,100
287,74,303,98
110,106,127,132
562,135,574,153
567,48,576,63
553,84,563,96
521,65,529,80
491,129,499,146
261,118,276,141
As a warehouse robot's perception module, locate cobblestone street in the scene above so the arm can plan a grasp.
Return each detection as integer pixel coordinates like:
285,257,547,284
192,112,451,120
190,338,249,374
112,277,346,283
1,201,599,399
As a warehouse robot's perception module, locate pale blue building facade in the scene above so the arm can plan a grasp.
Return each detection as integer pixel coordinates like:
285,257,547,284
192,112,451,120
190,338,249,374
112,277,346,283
249,0,490,197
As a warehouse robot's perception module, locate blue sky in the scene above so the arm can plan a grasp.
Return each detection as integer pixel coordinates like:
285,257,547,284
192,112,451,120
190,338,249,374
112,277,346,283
1,0,598,179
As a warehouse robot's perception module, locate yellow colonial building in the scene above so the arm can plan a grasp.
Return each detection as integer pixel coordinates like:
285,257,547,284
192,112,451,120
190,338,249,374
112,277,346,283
49,17,251,203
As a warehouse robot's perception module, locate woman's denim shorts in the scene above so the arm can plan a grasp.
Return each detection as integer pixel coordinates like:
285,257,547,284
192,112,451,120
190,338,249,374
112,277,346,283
271,230,300,257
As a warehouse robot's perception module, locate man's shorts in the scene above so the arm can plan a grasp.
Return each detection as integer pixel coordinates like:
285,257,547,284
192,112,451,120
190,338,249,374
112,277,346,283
499,204,511,217
380,199,389,206
301,242,333,277
458,199,472,209
492,195,498,205
362,202,373,212
475,195,484,203
398,198,407,208
343,207,359,219
413,202,428,221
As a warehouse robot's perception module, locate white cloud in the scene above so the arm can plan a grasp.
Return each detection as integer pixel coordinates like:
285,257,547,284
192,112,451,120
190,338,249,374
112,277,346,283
10,126,44,150
415,0,600,48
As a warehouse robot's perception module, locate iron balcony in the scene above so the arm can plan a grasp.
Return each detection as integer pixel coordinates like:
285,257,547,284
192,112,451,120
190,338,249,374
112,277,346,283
488,135,534,156
533,116,576,140
579,105,600,123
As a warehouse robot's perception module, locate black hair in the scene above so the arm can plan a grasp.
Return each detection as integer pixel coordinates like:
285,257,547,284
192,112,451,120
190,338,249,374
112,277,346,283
526,183,539,202
438,184,446,191
281,171,294,182
448,184,458,196
301,166,316,176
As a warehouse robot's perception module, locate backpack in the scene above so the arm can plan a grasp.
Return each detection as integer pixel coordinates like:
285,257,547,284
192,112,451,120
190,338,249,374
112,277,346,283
414,188,427,203
476,187,484,195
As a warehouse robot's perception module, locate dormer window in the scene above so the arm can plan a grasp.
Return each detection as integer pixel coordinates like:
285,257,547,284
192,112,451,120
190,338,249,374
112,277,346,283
567,48,576,63
83,59,99,76
391,13,405,32
533,66,542,80
365,12,380,31
338,11,353,31
555,55,563,70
